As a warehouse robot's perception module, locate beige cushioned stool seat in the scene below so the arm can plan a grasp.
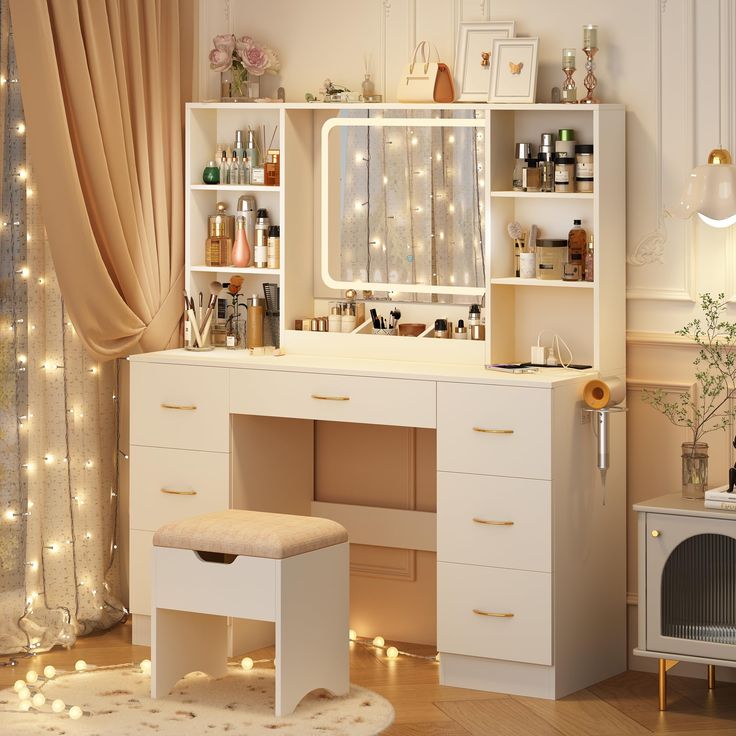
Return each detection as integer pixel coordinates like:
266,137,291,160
153,509,348,560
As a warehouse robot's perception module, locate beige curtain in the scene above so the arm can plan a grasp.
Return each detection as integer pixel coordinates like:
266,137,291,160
8,0,195,361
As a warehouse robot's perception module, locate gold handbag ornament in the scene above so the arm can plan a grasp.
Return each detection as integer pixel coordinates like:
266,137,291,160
397,41,456,103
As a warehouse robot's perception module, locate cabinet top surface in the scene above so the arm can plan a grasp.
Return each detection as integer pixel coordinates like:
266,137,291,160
634,493,736,521
187,101,625,112
129,348,596,388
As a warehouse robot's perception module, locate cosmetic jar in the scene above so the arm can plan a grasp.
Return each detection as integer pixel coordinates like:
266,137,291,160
575,144,594,192
537,239,568,280
554,157,576,193
202,161,220,185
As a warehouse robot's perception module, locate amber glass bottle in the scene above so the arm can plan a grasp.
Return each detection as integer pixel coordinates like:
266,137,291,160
567,219,587,281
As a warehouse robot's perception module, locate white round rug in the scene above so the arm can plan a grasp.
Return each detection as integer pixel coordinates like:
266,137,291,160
0,664,395,735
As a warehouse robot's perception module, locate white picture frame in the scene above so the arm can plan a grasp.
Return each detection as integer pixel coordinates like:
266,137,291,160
454,21,515,103
488,37,539,104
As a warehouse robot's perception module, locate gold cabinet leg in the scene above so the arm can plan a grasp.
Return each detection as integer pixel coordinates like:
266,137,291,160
707,664,716,690
658,658,667,711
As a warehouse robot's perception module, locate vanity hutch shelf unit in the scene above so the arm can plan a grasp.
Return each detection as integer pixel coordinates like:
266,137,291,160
633,495,736,710
129,102,627,700
185,102,625,375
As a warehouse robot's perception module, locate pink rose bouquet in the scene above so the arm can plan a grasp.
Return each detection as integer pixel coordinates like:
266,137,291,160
209,33,279,76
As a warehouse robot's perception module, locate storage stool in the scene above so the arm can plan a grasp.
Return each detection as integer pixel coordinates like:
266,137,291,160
151,509,349,716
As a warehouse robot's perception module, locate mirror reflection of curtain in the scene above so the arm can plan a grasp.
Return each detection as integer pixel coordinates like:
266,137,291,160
0,1,124,657
339,109,484,303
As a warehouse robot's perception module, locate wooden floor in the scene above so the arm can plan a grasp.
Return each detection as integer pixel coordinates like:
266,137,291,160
1,621,735,735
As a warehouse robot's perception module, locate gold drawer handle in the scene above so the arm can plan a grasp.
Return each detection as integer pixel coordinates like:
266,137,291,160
160,403,197,411
311,394,350,401
473,427,514,434
160,488,197,496
473,518,514,526
651,529,661,538
473,609,514,618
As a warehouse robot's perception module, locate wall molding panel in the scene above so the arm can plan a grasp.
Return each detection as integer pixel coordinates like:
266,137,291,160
627,0,696,304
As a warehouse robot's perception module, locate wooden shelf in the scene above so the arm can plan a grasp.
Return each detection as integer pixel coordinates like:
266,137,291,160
490,191,595,199
491,277,594,289
190,184,280,193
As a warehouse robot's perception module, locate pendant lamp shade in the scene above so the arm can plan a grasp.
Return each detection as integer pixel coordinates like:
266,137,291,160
671,148,736,228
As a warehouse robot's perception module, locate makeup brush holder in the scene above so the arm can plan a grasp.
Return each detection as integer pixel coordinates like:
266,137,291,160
372,327,398,336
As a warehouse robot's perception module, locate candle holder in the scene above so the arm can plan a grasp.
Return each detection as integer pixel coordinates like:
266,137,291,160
561,49,577,103
580,46,600,104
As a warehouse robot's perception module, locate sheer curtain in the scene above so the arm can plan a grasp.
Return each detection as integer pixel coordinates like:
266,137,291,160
0,2,124,657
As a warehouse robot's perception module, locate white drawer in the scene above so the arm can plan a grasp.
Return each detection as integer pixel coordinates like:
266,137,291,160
437,383,551,479
130,446,229,532
437,561,552,666
130,529,154,616
437,473,551,572
230,369,436,428
130,362,229,452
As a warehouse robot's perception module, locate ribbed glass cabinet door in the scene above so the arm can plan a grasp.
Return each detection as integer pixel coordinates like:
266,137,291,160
646,514,736,660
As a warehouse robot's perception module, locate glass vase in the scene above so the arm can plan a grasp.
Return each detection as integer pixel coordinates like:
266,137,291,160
220,66,249,101
681,442,708,499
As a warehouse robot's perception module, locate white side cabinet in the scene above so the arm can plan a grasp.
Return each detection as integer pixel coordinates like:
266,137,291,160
634,495,736,710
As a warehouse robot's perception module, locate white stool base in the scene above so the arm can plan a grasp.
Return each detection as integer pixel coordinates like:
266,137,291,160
152,542,349,716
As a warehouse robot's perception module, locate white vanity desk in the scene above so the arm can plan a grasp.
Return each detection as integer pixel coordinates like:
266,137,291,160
129,347,626,699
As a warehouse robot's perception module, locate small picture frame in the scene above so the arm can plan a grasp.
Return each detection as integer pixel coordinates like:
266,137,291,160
488,37,539,104
454,21,515,102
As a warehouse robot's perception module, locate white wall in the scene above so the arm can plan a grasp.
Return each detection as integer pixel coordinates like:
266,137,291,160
199,0,736,676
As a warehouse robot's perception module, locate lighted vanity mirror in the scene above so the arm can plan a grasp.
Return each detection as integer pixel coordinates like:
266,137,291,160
321,110,487,301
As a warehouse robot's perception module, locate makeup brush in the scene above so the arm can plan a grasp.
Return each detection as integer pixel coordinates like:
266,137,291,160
199,281,222,345
183,289,203,347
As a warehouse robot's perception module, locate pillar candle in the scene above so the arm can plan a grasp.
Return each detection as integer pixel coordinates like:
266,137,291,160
583,24,598,50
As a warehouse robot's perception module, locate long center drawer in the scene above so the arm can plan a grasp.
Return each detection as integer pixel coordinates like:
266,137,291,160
230,369,436,428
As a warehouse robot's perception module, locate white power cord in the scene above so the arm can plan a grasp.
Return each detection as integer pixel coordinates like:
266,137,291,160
535,330,573,368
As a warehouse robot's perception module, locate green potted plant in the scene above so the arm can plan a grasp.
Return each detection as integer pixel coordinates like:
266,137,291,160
643,293,736,499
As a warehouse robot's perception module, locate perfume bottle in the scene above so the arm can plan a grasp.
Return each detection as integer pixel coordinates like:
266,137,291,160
265,149,280,187
231,215,251,267
205,202,234,267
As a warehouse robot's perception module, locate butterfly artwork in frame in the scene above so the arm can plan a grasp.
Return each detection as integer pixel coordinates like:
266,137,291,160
489,37,539,103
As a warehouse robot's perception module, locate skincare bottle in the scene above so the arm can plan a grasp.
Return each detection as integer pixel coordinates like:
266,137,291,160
328,303,343,333
267,225,280,269
254,209,270,268
468,304,485,340
584,234,595,282
512,143,532,191
434,318,449,339
231,215,251,267
341,302,357,333
233,130,244,161
454,319,467,339
246,129,259,168
219,150,230,185
246,295,265,349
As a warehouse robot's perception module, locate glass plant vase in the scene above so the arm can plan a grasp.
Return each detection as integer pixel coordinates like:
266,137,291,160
681,442,708,499
220,66,249,101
